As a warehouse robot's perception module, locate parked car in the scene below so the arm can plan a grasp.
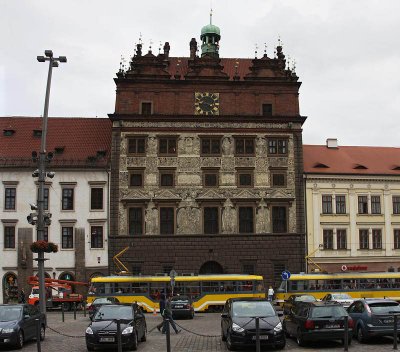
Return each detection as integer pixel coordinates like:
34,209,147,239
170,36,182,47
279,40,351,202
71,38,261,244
283,301,353,346
85,304,146,351
87,297,120,320
283,294,317,315
321,293,354,309
347,298,400,343
170,295,195,319
0,304,46,349
221,298,285,351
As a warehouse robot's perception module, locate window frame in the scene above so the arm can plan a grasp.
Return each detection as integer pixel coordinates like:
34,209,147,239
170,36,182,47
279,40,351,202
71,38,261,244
90,187,104,210
323,229,334,250
61,188,74,211
393,196,400,215
234,137,255,156
159,206,175,235
140,101,153,115
203,206,220,234
358,195,368,214
238,205,255,234
61,226,74,249
371,195,381,214
158,137,177,156
271,172,286,188
236,169,254,188
322,195,333,214
336,229,347,250
129,169,144,188
359,229,369,249
261,103,273,117
128,206,144,236
271,205,288,233
394,229,400,249
335,195,346,214
127,137,146,155
159,170,175,188
372,229,382,249
4,187,16,210
90,225,104,249
4,226,16,249
202,169,219,188
200,137,222,156
267,138,288,156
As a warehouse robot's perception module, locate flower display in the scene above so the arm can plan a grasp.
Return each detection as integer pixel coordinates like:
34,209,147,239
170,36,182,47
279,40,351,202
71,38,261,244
30,240,58,253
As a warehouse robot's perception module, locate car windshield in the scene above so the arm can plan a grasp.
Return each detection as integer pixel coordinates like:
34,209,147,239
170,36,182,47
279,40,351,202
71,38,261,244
311,306,347,318
232,301,275,317
93,298,115,304
0,306,22,321
94,305,133,320
171,296,189,302
332,294,352,300
295,295,316,302
369,303,400,314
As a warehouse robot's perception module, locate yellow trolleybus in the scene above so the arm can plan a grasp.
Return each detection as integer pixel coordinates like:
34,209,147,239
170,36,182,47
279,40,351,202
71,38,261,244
275,272,400,306
88,274,265,312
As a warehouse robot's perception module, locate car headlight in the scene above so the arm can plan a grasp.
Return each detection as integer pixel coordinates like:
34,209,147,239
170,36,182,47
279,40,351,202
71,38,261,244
2,328,14,334
122,326,133,335
232,322,245,333
274,322,282,332
85,327,94,335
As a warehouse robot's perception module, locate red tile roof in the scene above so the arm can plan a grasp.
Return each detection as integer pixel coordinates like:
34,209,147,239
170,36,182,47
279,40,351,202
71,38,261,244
304,144,400,175
0,117,111,168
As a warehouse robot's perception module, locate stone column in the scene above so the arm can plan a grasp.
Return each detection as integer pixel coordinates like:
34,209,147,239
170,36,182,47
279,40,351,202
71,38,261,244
17,228,33,298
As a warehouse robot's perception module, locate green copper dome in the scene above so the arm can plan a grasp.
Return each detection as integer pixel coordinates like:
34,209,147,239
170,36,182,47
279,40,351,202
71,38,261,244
201,23,220,37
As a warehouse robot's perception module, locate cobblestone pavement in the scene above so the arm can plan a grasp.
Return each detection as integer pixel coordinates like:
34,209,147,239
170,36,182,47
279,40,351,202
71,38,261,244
14,311,400,352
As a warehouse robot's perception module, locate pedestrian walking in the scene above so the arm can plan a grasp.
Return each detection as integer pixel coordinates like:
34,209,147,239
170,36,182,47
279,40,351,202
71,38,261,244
19,289,26,304
162,296,181,334
156,293,167,332
267,285,274,302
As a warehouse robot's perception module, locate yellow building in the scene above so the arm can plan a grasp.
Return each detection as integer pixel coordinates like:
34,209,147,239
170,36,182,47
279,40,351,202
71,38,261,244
304,139,400,273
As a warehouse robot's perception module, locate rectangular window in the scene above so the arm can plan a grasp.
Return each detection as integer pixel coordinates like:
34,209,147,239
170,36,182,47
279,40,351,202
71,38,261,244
204,207,219,234
128,137,146,155
62,227,74,249
394,229,400,249
234,138,255,155
323,229,333,249
141,102,152,115
336,195,346,214
160,207,174,234
242,263,256,275
160,171,174,187
393,196,400,215
62,188,74,210
359,229,369,249
272,206,287,233
238,207,254,233
201,138,221,155
371,196,381,214
372,229,382,249
5,188,16,210
358,196,368,214
90,226,103,248
322,195,333,214
237,170,253,187
159,138,177,155
129,207,143,235
4,226,15,248
90,188,103,210
337,229,347,250
262,103,273,116
203,171,218,187
268,139,288,155
129,171,144,187
272,173,286,187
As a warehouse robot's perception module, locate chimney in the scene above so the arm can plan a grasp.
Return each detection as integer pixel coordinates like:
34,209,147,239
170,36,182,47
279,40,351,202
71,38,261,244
189,38,197,59
163,42,170,58
326,138,338,149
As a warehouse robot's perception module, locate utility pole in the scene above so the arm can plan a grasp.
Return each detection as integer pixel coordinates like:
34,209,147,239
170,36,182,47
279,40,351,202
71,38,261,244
33,50,67,316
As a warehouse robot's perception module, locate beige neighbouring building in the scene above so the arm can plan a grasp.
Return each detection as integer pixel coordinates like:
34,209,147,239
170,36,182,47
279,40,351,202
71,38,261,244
304,139,400,273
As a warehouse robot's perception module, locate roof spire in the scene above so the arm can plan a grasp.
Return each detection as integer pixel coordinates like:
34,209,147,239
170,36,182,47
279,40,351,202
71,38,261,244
210,8,213,25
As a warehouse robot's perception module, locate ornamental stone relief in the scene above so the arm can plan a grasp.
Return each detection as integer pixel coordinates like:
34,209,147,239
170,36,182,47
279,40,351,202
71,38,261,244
201,157,221,168
158,157,178,167
177,205,201,234
268,157,289,168
146,157,158,172
177,174,201,186
256,200,268,233
126,157,146,168
220,173,236,186
256,137,266,156
178,157,200,171
222,199,237,234
119,156,127,171
145,202,158,235
120,171,128,186
235,157,255,168
221,158,235,171
147,135,157,155
255,158,268,170
119,206,127,234
120,138,127,155
222,136,234,155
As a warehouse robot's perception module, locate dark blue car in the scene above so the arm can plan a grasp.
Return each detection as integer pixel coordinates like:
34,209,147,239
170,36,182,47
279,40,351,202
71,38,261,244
347,299,400,342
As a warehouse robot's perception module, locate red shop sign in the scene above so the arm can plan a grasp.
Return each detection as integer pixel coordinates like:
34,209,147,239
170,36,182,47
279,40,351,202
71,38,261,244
341,265,368,271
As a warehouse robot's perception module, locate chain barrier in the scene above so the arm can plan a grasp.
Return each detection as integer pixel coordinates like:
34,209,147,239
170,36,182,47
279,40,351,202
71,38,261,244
46,325,85,339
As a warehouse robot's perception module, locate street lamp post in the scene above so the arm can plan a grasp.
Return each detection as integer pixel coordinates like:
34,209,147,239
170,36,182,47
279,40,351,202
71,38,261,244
35,50,67,316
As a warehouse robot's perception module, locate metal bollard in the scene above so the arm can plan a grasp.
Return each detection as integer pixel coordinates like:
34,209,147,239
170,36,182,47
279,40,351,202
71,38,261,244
73,302,77,320
166,318,171,352
61,304,65,322
255,317,260,352
343,315,349,352
36,318,42,352
394,314,398,350
83,301,86,317
116,319,122,352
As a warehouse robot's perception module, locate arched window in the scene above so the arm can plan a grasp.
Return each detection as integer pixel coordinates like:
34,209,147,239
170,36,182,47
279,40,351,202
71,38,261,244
3,272,18,304
199,261,223,274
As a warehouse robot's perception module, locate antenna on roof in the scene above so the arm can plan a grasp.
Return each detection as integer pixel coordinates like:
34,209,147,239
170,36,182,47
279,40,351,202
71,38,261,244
210,4,213,25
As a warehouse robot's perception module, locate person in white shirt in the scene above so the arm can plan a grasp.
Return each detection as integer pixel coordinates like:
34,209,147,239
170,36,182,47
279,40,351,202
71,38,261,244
267,286,274,301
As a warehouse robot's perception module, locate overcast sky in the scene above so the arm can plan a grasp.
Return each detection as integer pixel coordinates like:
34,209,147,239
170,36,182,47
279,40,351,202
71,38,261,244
1,0,399,147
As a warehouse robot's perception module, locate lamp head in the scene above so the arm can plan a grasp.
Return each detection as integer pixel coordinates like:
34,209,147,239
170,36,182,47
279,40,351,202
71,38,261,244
59,56,67,63
37,56,46,62
44,50,53,58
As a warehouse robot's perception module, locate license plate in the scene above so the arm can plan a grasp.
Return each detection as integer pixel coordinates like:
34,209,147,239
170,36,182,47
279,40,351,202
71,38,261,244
252,335,268,340
384,319,394,324
100,337,115,342
174,305,183,308
325,324,340,329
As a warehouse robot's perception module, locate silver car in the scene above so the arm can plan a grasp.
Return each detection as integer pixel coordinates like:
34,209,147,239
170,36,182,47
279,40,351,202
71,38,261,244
321,293,354,309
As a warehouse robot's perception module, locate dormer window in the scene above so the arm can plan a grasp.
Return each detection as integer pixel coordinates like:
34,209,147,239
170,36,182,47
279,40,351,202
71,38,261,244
354,164,368,170
55,146,65,154
314,163,329,168
262,103,273,116
33,130,42,137
3,129,15,136
141,102,152,115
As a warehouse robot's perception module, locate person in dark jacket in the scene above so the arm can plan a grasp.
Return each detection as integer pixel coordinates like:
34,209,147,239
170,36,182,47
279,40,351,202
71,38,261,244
156,293,167,332
18,289,26,304
161,296,181,334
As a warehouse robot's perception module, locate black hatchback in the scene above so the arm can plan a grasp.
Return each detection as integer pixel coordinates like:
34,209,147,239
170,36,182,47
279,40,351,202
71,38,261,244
221,298,285,351
283,301,353,346
86,304,146,351
171,295,195,319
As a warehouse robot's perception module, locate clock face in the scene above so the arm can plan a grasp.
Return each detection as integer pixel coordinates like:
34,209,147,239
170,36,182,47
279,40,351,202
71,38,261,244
194,92,219,115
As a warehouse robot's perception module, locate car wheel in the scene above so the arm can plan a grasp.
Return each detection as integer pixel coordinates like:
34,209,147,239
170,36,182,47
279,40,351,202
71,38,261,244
296,328,305,347
141,325,147,342
131,330,138,351
15,330,24,349
226,332,236,351
357,326,366,343
221,325,226,341
40,325,46,341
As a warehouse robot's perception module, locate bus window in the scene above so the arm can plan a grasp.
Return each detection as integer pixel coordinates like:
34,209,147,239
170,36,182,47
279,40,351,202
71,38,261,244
149,282,166,300
174,282,186,296
293,280,308,291
255,280,264,293
132,282,148,294
202,281,220,293
221,281,236,292
114,283,131,293
237,281,253,292
92,283,105,294
186,282,200,299
104,283,112,294
325,280,342,290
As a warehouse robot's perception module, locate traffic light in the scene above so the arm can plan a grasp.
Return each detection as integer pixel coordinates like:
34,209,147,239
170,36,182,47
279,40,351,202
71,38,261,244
27,213,38,225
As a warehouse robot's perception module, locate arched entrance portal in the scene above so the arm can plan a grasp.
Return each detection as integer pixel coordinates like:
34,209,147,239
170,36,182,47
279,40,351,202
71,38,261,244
2,272,18,304
199,261,223,274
